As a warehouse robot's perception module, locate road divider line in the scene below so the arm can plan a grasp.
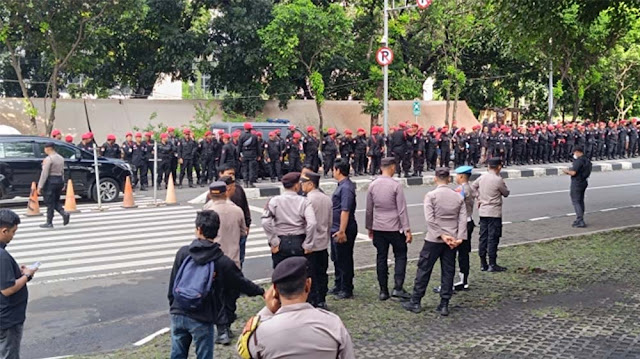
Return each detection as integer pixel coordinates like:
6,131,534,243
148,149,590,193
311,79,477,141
133,327,170,346
529,216,550,221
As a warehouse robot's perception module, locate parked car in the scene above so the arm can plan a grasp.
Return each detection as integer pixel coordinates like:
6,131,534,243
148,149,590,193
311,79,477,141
0,135,132,203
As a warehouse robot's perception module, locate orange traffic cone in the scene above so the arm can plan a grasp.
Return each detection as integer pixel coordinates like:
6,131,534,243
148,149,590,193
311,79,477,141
64,179,80,213
26,182,42,217
165,173,178,206
121,176,137,208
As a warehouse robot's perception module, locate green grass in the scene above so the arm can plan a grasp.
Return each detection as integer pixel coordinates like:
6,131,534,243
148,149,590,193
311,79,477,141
78,228,640,359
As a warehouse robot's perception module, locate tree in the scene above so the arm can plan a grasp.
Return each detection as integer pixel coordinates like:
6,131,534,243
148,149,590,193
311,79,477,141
259,0,353,133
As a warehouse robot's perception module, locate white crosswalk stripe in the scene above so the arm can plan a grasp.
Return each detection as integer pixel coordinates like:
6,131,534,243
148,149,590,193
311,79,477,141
9,204,272,281
6,194,158,216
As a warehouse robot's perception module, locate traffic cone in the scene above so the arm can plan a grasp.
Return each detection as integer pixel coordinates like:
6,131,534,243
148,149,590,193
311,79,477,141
25,182,42,217
121,176,137,208
165,173,178,206
64,179,80,213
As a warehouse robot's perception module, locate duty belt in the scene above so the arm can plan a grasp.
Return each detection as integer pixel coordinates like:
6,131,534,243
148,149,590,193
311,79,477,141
278,234,306,256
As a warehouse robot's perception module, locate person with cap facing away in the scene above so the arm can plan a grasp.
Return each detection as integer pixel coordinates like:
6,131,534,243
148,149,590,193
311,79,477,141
220,133,238,170
562,145,592,228
51,129,62,140
238,257,355,359
37,143,71,228
157,133,176,189
330,158,358,300
238,123,260,188
299,171,332,309
303,126,321,173
100,134,120,159
285,133,303,173
262,172,317,269
202,180,247,345
77,132,94,152
471,157,510,272
168,210,264,359
177,129,198,188
366,157,412,301
321,128,339,178
402,167,466,315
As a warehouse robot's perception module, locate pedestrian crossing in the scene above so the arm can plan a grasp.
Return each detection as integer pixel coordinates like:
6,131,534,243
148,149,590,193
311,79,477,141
8,205,274,282
4,194,158,216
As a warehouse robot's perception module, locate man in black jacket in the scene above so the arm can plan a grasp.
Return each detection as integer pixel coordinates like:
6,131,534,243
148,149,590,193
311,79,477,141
218,164,252,267
168,210,264,357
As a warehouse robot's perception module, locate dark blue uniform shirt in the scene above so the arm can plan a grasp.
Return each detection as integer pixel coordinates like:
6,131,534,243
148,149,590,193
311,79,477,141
331,178,357,233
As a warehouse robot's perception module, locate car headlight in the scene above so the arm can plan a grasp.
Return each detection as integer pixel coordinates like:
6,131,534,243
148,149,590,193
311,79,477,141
118,162,132,172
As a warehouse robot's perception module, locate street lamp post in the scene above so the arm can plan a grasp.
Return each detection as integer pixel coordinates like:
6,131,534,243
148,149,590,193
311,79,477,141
382,0,389,134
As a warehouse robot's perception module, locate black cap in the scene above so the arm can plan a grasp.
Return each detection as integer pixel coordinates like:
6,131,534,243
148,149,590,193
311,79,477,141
435,167,450,177
487,158,502,167
208,181,227,194
300,172,321,187
282,172,301,188
573,145,584,153
219,175,235,186
381,157,395,167
272,257,309,284
44,142,55,149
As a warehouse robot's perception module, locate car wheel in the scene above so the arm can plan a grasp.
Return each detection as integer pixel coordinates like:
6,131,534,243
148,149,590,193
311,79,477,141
92,177,120,203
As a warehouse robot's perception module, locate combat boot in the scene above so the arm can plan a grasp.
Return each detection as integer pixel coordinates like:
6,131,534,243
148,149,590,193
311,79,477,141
435,299,450,316
480,257,489,271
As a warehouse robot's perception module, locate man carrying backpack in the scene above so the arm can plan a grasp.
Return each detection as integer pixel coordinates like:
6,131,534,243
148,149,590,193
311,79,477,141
168,211,264,359
562,145,592,228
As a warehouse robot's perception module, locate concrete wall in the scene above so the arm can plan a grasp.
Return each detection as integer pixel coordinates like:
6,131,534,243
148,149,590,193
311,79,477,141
0,98,479,141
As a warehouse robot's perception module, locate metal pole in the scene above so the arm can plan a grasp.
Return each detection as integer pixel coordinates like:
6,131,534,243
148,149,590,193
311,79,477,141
548,59,553,122
93,147,102,210
153,140,158,206
383,0,389,134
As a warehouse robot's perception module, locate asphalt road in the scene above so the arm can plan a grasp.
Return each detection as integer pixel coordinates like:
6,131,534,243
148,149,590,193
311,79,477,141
13,169,640,359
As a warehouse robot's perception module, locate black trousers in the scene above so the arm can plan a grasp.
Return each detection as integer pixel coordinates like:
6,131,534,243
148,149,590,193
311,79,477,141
402,151,412,174
158,159,172,186
392,151,403,175
304,153,320,172
289,156,302,173
201,158,216,183
179,159,194,185
426,148,437,170
322,154,335,176
268,159,282,180
410,241,456,303
132,163,148,188
306,249,329,306
570,182,588,223
457,221,474,282
413,152,424,173
241,157,258,184
479,217,502,265
628,137,638,157
44,177,65,224
468,147,479,166
331,227,356,294
440,149,450,168
372,231,408,292
369,155,381,175
354,152,366,174
171,156,178,184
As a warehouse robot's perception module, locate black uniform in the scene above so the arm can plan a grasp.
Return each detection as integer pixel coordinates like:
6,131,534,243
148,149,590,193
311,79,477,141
390,131,407,175
467,131,481,167
303,135,320,172
131,141,149,190
220,141,238,169
265,137,284,181
238,130,260,186
122,140,135,164
178,138,198,187
200,139,219,183
339,137,355,170
286,140,302,172
77,141,94,153
367,134,384,175
168,135,180,184
426,132,438,171
618,126,628,158
412,134,425,176
513,132,525,165
606,127,618,159
628,125,638,157
157,140,175,187
353,135,368,175
569,155,591,226
100,142,120,159
439,132,451,168
321,135,338,177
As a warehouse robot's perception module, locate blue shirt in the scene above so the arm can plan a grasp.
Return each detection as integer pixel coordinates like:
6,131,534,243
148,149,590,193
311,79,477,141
0,243,28,329
331,177,358,233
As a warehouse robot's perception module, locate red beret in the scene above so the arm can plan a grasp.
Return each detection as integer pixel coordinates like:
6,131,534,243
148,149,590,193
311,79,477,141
160,133,168,139
390,126,397,131
440,128,447,134
528,127,535,132
506,128,512,133
293,132,301,139
620,120,627,125
244,123,253,130
428,127,435,133
81,133,91,140
204,131,212,136
135,132,142,138
268,131,275,136
288,125,296,130
459,127,465,132
327,128,336,135
145,132,153,137
126,131,133,137
547,125,554,131
87,132,94,138
65,135,74,143
251,130,257,135
232,131,241,137
51,129,61,136
344,129,353,135
307,126,315,133
500,125,506,130
632,118,638,124
357,128,365,132
411,123,419,128
167,127,175,132
256,132,263,137
275,129,282,134
556,124,562,129
217,130,225,135
398,122,406,128
371,127,379,135
183,128,191,135
107,134,116,141
222,134,231,139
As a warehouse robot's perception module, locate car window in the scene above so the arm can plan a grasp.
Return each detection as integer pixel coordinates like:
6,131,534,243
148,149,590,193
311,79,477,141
0,142,35,159
35,142,78,160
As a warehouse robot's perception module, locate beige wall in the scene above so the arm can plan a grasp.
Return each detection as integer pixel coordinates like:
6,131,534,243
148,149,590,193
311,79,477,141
0,98,479,141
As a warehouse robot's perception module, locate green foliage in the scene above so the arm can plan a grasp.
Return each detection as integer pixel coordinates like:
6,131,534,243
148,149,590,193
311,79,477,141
309,71,325,106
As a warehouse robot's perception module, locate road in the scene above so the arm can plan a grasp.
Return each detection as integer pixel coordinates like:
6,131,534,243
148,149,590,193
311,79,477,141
6,169,639,359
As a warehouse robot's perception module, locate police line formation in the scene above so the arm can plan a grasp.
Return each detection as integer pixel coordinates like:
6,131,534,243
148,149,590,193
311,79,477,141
2,127,596,358
49,117,639,190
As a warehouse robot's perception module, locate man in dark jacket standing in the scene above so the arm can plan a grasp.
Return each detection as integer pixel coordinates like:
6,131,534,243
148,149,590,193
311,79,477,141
238,123,260,188
178,129,198,188
168,211,264,357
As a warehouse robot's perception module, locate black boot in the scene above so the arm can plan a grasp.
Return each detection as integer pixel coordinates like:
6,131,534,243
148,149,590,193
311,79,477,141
480,257,489,271
62,212,70,226
379,288,390,301
435,299,449,316
488,259,507,272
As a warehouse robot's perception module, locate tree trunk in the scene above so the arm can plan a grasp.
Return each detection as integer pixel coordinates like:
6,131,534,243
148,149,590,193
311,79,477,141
6,42,38,132
444,83,451,127
572,90,580,122
315,100,324,150
452,84,459,125
46,65,60,136
370,114,378,134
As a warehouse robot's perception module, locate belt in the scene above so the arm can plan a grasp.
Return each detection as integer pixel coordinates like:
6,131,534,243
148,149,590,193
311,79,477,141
278,234,305,241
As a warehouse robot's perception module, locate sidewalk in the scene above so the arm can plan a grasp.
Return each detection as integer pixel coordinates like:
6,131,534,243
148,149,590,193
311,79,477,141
79,228,640,359
223,158,640,200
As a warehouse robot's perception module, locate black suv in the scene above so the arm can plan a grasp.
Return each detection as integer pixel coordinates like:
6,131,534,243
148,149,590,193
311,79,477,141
0,135,132,203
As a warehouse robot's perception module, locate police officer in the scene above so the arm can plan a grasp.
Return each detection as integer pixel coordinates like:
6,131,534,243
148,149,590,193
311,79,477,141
606,122,618,160
37,143,70,228
157,133,175,188
412,127,425,177
562,145,591,228
265,131,283,182
487,127,499,162
167,127,179,185
131,133,149,191
303,127,320,173
122,132,134,164
402,167,466,315
200,131,218,184
144,132,155,188
439,127,451,168
261,172,317,268
353,128,368,176
178,129,198,188
77,132,94,152
618,120,628,159
390,125,406,175
628,119,639,157
100,134,120,159
220,133,237,169
403,126,416,177
256,132,268,181
51,129,62,140
339,129,355,171
471,158,510,272
322,128,339,178
468,125,481,167
367,126,384,176
453,128,467,167
238,123,260,188
366,157,412,301
425,127,438,171
240,257,355,359
513,127,526,165
286,133,303,173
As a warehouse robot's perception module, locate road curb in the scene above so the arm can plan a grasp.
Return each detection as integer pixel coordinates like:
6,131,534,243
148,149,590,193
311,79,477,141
187,159,640,202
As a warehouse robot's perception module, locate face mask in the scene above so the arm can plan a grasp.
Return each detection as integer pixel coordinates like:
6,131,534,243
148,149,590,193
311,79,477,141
573,154,578,160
